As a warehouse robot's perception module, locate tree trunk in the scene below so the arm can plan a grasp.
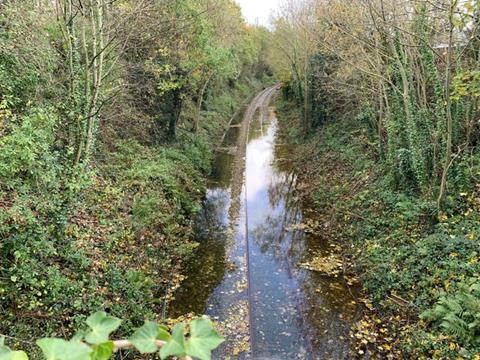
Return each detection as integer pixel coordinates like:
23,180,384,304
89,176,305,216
437,0,458,209
169,88,182,140
194,73,212,133
84,0,104,162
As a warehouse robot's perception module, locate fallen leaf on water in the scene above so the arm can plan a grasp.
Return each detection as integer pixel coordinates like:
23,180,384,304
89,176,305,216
299,253,343,275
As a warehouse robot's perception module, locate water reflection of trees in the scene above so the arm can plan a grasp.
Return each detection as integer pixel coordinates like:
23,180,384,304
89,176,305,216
250,169,305,266
298,267,360,358
267,170,298,209
250,155,361,358
209,152,235,190
200,188,230,231
169,188,229,317
247,112,267,142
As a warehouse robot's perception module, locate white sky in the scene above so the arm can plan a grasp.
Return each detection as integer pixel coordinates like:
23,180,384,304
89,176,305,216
235,0,281,26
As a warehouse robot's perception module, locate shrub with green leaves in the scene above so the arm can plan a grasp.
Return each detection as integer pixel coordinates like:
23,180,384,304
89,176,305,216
0,312,223,360
276,97,480,358
0,0,270,356
421,280,480,353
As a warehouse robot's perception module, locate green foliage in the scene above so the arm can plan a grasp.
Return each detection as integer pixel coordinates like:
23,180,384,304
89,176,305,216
1,313,222,360
452,71,480,101
84,312,122,345
129,321,169,353
308,53,330,128
159,318,223,360
183,317,224,359
0,107,59,188
1,51,258,360
37,339,92,360
0,5,57,110
0,0,270,355
421,280,480,348
277,101,480,358
0,338,28,360
159,324,187,359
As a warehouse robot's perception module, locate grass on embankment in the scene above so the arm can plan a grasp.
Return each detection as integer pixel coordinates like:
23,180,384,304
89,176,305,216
0,78,265,354
276,99,480,359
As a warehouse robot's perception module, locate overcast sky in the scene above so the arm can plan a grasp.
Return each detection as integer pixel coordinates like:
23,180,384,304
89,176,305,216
235,0,281,26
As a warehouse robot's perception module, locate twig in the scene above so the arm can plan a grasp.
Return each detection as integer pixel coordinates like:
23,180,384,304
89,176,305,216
0,334,35,345
113,339,193,360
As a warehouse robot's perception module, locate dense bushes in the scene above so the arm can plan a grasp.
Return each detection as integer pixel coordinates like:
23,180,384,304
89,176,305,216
0,79,264,349
0,81,263,351
0,0,272,352
0,127,211,343
272,1,480,356
277,99,480,358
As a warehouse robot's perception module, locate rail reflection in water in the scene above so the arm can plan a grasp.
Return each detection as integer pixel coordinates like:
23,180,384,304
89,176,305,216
170,88,362,359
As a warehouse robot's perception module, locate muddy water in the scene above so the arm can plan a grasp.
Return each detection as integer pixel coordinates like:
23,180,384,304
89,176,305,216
170,88,362,359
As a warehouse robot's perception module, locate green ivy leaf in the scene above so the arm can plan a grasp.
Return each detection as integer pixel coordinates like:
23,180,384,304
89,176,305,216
0,340,28,360
8,352,28,360
90,342,113,360
37,338,91,360
470,283,480,292
158,325,171,342
85,312,121,345
159,323,186,359
184,317,224,360
129,321,163,354
0,352,28,360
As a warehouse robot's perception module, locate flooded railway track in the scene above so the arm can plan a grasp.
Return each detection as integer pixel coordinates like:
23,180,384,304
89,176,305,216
170,87,362,359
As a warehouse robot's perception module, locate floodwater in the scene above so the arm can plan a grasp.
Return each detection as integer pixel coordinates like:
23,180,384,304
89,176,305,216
170,87,362,359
